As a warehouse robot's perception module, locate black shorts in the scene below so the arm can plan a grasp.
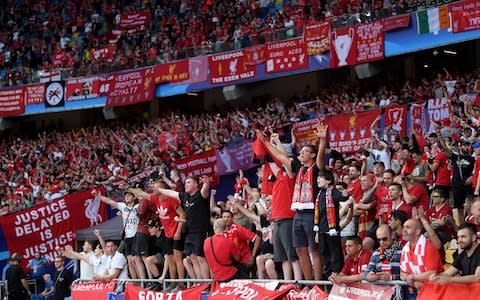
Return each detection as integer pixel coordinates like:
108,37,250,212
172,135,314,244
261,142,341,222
184,232,208,257
124,237,136,256
173,237,185,252
133,232,151,256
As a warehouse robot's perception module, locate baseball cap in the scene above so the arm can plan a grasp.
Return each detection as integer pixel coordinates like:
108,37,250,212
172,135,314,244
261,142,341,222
146,219,160,227
472,141,480,149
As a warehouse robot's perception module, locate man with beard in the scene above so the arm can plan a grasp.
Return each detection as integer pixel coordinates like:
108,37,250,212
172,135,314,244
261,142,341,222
329,236,371,284
451,141,475,222
430,223,480,284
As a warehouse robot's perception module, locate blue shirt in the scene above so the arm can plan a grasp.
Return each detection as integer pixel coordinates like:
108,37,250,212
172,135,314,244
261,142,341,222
364,241,403,280
29,257,48,277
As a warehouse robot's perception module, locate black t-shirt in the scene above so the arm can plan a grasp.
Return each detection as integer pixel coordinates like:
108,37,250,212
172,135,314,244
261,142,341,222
259,215,273,254
179,190,211,234
53,268,73,300
5,264,27,295
291,158,320,200
316,187,342,232
451,153,475,187
152,231,167,256
452,244,480,276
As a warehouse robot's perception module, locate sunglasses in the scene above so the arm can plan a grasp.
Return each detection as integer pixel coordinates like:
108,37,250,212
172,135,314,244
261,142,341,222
377,237,389,242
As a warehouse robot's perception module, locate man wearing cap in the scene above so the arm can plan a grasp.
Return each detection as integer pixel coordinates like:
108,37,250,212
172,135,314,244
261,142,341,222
5,253,31,300
93,189,139,279
451,140,475,223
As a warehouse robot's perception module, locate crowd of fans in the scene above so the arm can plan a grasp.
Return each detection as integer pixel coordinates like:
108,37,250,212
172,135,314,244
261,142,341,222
0,0,456,86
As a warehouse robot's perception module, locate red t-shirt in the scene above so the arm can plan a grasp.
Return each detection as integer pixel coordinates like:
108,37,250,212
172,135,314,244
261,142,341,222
271,170,295,220
427,203,453,237
400,238,444,274
348,179,363,203
401,159,415,176
341,250,372,276
374,185,390,222
137,199,158,235
224,224,256,264
392,200,413,219
151,195,179,238
472,158,480,190
203,235,239,281
432,151,451,187
408,184,429,211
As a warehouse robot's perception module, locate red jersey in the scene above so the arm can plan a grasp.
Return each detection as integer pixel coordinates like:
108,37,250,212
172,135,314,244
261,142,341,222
203,235,240,281
427,203,453,238
348,179,363,203
408,184,429,211
374,185,390,223
271,170,295,220
392,200,413,219
224,223,256,264
137,199,158,235
151,195,179,238
432,151,451,187
341,250,372,276
401,159,415,176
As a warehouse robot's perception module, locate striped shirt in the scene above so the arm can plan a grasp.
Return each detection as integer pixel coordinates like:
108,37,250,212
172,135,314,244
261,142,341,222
364,241,403,280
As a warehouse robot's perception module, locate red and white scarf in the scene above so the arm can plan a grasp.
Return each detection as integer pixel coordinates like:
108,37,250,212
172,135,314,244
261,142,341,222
291,164,315,210
314,186,337,231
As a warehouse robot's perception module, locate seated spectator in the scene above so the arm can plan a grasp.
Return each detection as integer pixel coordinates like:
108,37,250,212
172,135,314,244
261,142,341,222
329,236,372,284
427,189,454,244
145,219,169,290
40,273,54,300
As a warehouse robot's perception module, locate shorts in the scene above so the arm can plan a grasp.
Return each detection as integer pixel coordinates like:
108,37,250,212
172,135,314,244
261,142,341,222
173,237,185,252
292,211,318,249
273,218,298,262
452,186,473,209
261,253,274,261
124,237,135,256
184,232,208,257
133,232,151,256
154,253,165,265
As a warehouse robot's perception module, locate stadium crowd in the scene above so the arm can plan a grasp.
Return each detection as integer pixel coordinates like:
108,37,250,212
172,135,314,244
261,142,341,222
0,0,455,86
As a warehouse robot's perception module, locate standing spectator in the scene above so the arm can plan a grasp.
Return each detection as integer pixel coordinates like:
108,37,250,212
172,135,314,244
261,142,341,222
27,251,48,295
5,253,31,300
329,236,372,284
52,256,73,300
92,229,129,281
133,191,157,279
451,140,475,223
399,176,429,212
426,133,452,194
204,219,243,282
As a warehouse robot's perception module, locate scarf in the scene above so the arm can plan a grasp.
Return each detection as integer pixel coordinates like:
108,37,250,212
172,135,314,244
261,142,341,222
400,235,428,274
314,186,337,231
291,164,315,210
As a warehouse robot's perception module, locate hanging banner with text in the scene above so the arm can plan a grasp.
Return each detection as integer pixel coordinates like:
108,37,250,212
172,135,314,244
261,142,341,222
356,21,384,63
265,37,308,73
210,281,290,300
383,14,411,31
329,282,395,300
304,21,330,55
215,140,256,176
71,281,116,300
292,118,320,147
66,76,101,101
0,187,107,268
0,87,25,116
384,104,408,137
450,0,480,33
125,283,208,300
410,102,427,136
208,50,256,84
118,11,151,30
327,109,381,153
105,68,155,107
175,150,219,186
25,83,45,104
153,59,189,84
427,98,450,129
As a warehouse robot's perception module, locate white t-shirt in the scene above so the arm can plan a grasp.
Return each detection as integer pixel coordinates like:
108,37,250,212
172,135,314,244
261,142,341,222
80,252,95,280
370,149,391,170
106,252,128,280
89,254,108,276
117,202,139,238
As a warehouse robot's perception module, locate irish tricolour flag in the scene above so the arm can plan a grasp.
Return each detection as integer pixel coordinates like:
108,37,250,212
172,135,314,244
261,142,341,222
416,5,450,34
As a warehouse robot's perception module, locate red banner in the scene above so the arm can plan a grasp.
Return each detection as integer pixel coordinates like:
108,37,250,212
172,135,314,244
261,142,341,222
331,27,357,68
327,109,381,153
451,0,480,33
304,22,330,55
265,37,308,73
118,11,151,30
215,140,256,175
208,50,256,84
383,14,411,31
0,187,107,268
105,68,155,107
244,45,266,66
153,60,189,84
210,281,290,300
66,76,101,101
175,150,219,186
0,87,25,116
125,283,208,300
384,104,408,137
158,131,178,152
292,118,320,147
329,283,394,299
71,281,116,300
25,84,45,104
418,281,480,300
356,21,384,63
92,46,115,61
281,284,328,300
410,102,427,135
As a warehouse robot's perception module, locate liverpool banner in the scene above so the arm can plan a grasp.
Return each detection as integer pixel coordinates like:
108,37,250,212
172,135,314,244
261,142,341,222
244,45,266,66
105,68,155,107
72,281,116,300
356,21,384,63
451,0,480,33
66,76,101,101
125,283,208,300
118,11,151,30
25,84,45,104
153,60,189,84
0,187,107,268
410,102,427,136
331,27,357,68
175,150,219,186
265,37,308,73
384,104,408,137
327,109,381,153
208,50,256,84
329,282,394,299
427,98,450,131
0,87,25,116
303,22,330,55
215,140,256,175
292,118,320,147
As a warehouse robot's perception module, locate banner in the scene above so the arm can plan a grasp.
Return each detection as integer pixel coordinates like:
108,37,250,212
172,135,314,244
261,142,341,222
25,83,45,104
0,187,107,268
175,150,219,186
418,281,480,300
244,45,266,66
410,102,427,135
451,0,480,33
383,14,411,31
66,76,101,101
281,284,328,300
329,282,395,300
215,140,256,175
44,81,65,108
71,281,116,300
265,37,308,73
105,68,155,107
158,131,178,152
210,281,290,300
303,22,330,55
356,21,384,63
330,26,357,68
118,11,151,30
153,60,189,84
384,104,408,137
427,98,450,125
0,87,25,116
125,283,208,300
327,109,381,153
92,46,115,61
208,50,256,84
292,118,320,147
180,56,208,84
